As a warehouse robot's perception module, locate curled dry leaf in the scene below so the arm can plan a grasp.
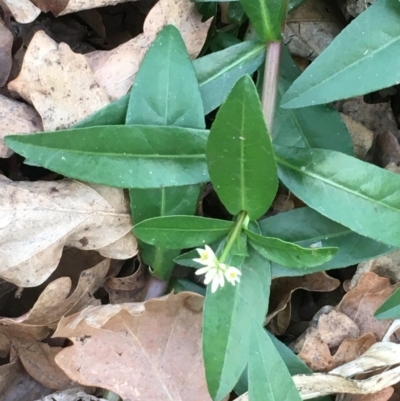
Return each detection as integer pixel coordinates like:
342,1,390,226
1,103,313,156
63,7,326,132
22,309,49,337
345,387,394,401
54,292,212,401
267,272,340,334
8,31,110,131
105,260,148,303
86,0,211,100
0,176,137,287
0,94,43,157
36,387,107,401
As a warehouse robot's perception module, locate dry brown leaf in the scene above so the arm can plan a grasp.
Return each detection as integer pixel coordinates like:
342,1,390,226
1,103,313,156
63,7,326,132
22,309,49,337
36,388,106,401
54,292,212,401
349,250,400,289
336,97,399,138
267,272,340,334
0,95,43,158
377,131,400,167
105,260,148,303
341,113,374,159
30,0,69,14
0,20,13,87
0,260,109,327
283,0,342,60
59,0,133,16
13,338,73,390
1,0,41,23
0,176,137,287
86,0,211,100
8,31,110,131
1,359,54,400
345,387,394,401
337,272,397,340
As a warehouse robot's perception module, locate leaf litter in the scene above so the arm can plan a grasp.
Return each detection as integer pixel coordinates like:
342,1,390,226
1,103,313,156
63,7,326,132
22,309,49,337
2,0,400,400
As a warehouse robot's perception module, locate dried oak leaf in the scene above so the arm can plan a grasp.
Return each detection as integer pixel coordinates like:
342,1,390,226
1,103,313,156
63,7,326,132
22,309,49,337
0,94,43,158
86,0,211,100
267,272,340,335
8,31,109,131
54,292,212,401
0,260,109,327
347,388,394,401
0,176,137,287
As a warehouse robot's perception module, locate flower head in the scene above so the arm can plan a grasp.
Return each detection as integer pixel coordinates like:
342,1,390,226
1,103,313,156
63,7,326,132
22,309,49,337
194,246,241,293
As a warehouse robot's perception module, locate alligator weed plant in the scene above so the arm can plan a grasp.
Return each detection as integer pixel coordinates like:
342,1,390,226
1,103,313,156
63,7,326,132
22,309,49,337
7,0,400,399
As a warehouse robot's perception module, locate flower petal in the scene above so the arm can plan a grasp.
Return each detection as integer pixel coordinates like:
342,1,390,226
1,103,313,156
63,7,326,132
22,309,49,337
204,268,218,285
224,266,242,285
195,266,212,276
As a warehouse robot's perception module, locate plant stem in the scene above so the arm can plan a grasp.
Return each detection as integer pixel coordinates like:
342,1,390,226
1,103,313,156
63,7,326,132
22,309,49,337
219,211,248,263
261,41,282,134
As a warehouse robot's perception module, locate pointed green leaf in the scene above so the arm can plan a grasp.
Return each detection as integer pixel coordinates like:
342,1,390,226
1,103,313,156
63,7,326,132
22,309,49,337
260,207,394,277
274,47,353,155
125,25,204,279
275,145,400,248
375,288,400,319
259,207,395,277
74,94,128,128
206,75,278,220
5,126,209,188
126,25,205,128
196,40,265,114
248,325,302,401
203,249,271,401
246,229,337,268
281,0,400,108
133,216,234,249
239,0,287,41
73,41,265,129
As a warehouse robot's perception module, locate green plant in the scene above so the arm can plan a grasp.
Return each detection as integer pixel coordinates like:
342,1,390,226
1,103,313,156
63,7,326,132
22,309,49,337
6,0,400,399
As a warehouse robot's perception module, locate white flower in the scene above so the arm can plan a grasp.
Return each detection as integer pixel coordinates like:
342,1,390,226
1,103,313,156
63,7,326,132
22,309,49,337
193,244,218,266
194,246,242,293
224,265,241,286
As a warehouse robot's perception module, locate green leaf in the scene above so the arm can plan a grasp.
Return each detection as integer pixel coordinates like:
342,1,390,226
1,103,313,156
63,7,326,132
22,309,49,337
206,75,278,220
248,324,301,401
274,47,353,156
260,207,394,277
133,216,234,249
375,288,400,319
203,249,271,400
275,145,400,248
74,94,128,128
130,186,200,279
126,25,204,279
196,40,266,114
239,0,287,41
126,25,205,128
5,125,209,188
246,229,337,268
72,40,265,128
281,0,400,108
